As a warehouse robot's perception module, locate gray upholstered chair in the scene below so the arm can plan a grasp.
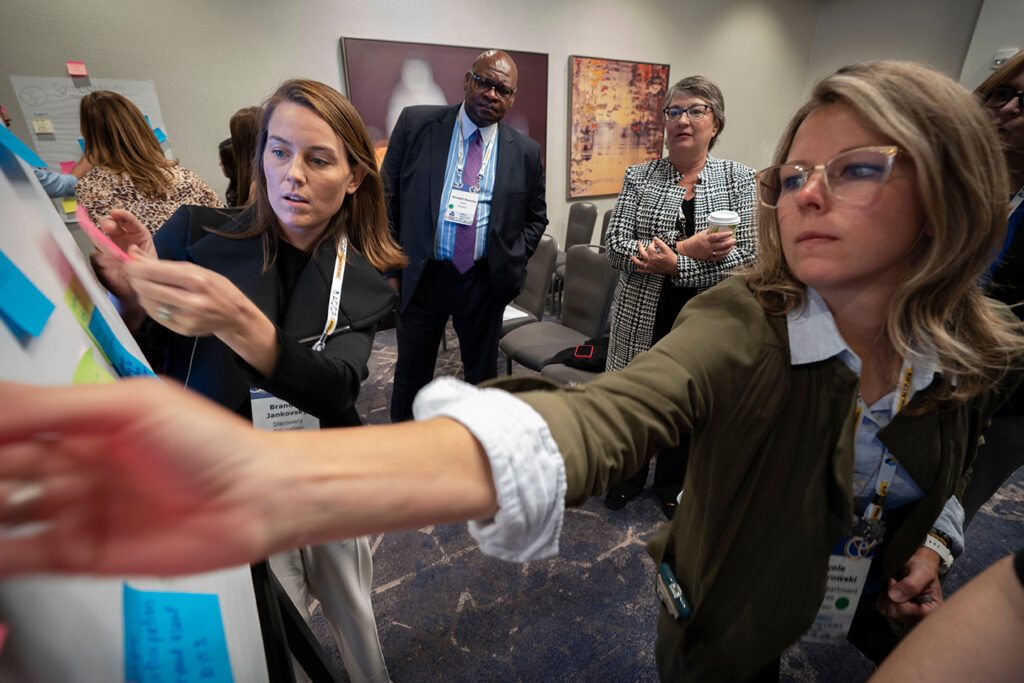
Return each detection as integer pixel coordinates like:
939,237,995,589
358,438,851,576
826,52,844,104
551,201,598,315
501,244,616,374
501,234,558,337
598,208,612,246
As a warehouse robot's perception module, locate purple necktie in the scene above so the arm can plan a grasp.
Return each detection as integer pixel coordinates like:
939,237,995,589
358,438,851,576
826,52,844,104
452,130,483,274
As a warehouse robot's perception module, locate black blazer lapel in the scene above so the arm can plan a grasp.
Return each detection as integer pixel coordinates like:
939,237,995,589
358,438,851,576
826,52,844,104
186,234,279,322
428,106,460,229
490,122,517,238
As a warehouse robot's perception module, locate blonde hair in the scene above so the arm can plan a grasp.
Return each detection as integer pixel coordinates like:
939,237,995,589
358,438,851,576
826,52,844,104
230,79,406,273
746,60,1022,407
80,91,177,198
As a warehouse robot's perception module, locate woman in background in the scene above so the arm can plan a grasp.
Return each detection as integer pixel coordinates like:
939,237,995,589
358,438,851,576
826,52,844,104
89,80,405,683
217,137,237,206
76,90,222,232
229,105,262,206
602,76,756,518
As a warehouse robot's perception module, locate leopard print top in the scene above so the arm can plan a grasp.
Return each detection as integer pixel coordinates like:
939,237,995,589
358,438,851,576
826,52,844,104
76,164,224,234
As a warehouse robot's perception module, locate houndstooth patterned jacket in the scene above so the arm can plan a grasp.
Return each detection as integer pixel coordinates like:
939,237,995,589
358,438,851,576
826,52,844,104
605,156,757,371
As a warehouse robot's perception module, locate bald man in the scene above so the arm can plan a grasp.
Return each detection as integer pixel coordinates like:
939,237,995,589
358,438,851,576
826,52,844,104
383,50,547,422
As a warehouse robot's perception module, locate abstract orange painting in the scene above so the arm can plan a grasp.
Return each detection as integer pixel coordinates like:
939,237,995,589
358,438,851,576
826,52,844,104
568,56,670,198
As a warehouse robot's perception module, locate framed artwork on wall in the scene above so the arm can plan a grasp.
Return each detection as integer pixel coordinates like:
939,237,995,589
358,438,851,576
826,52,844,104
340,38,548,165
567,55,670,199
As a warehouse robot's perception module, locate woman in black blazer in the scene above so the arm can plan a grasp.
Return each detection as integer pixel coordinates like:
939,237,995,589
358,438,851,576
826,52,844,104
90,79,406,683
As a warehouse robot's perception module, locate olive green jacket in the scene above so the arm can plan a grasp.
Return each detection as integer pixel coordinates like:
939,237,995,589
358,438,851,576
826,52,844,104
490,276,1016,681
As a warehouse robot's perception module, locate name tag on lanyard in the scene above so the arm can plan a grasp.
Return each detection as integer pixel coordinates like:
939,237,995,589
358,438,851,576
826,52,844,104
248,237,348,432
803,364,914,644
445,188,480,226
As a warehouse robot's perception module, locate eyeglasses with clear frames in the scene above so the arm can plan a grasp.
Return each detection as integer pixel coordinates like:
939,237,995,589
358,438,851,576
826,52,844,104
470,73,516,100
755,146,901,209
985,86,1024,111
662,104,712,122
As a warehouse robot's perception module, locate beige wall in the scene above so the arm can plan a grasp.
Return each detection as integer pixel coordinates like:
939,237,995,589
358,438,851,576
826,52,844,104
959,0,1024,89
0,0,1002,244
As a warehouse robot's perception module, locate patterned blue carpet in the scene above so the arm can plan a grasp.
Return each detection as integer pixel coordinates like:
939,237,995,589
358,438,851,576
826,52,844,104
299,325,1024,682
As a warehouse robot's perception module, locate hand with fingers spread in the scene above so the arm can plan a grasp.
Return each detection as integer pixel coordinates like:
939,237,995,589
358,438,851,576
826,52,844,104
677,228,737,262
631,236,678,275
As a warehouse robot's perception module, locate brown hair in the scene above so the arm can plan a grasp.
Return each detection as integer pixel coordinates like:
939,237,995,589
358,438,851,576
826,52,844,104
746,60,1022,407
974,49,1024,102
229,106,262,206
232,79,406,273
664,75,726,151
79,91,177,198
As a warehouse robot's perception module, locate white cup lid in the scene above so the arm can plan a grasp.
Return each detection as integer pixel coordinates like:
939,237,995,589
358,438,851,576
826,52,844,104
707,210,740,226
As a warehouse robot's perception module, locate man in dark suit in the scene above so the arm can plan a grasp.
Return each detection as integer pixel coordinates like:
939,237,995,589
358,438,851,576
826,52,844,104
383,49,547,422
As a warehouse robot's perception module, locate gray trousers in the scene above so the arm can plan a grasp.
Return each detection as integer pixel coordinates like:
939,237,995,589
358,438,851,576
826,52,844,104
269,537,389,683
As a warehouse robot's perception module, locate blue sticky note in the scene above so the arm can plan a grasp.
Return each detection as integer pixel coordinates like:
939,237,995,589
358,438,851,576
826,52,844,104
0,250,55,338
123,584,235,683
0,123,47,168
86,309,156,378
78,138,85,152
153,127,167,143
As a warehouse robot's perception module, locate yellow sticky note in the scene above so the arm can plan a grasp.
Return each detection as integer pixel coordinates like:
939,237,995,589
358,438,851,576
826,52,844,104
32,117,54,134
73,347,116,384
64,275,94,327
61,198,77,214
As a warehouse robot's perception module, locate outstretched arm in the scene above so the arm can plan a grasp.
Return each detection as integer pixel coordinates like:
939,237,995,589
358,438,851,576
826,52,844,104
0,380,496,578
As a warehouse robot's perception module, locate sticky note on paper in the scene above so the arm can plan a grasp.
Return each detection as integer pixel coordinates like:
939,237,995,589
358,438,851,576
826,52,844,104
66,60,88,77
0,250,55,338
86,308,155,377
73,347,116,384
59,160,76,174
64,275,94,328
61,197,77,214
153,127,167,143
123,584,235,683
32,117,54,134
0,123,48,168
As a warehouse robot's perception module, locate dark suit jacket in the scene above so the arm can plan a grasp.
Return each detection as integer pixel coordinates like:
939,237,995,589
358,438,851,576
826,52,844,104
382,104,547,310
141,205,397,427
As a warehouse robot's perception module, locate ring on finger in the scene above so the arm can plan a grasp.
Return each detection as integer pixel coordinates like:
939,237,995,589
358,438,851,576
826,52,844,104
156,304,174,322
6,481,43,513
712,250,717,258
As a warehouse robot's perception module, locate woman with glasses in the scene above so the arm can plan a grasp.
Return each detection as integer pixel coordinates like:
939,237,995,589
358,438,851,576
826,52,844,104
602,76,756,518
3,62,1023,682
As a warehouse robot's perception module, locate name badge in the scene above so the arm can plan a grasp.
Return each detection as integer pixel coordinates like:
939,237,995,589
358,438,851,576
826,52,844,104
250,388,320,432
445,188,480,226
801,534,877,644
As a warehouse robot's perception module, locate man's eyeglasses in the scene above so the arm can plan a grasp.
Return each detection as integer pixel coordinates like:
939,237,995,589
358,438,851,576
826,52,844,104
470,73,516,100
985,85,1024,110
662,104,712,122
755,146,900,209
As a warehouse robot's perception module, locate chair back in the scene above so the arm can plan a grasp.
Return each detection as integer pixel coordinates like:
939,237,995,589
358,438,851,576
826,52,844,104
565,202,598,251
512,234,558,319
599,209,612,246
561,244,617,338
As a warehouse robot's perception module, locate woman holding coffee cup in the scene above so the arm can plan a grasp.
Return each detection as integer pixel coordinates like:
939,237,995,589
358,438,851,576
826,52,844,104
602,75,756,517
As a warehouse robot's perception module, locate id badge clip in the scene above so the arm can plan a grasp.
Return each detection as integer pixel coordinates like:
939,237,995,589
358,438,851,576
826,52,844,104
445,189,480,225
656,563,692,622
801,530,880,644
250,388,320,432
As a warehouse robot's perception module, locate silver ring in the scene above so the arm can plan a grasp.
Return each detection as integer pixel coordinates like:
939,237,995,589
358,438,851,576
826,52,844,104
156,305,173,322
712,250,717,258
6,481,43,512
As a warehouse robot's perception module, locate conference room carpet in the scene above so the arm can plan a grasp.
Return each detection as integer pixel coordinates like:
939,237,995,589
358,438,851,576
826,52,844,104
302,323,1024,682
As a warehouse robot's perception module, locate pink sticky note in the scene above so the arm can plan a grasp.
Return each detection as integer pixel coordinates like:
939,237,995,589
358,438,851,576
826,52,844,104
59,160,76,174
66,60,88,77
0,622,8,654
75,205,130,262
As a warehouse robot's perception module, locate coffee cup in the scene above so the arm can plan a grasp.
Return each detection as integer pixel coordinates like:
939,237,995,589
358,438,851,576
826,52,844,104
706,210,740,234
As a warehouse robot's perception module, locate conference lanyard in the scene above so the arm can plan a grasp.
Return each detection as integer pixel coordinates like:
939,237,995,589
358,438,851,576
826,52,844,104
854,364,914,532
312,237,348,352
453,123,497,192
